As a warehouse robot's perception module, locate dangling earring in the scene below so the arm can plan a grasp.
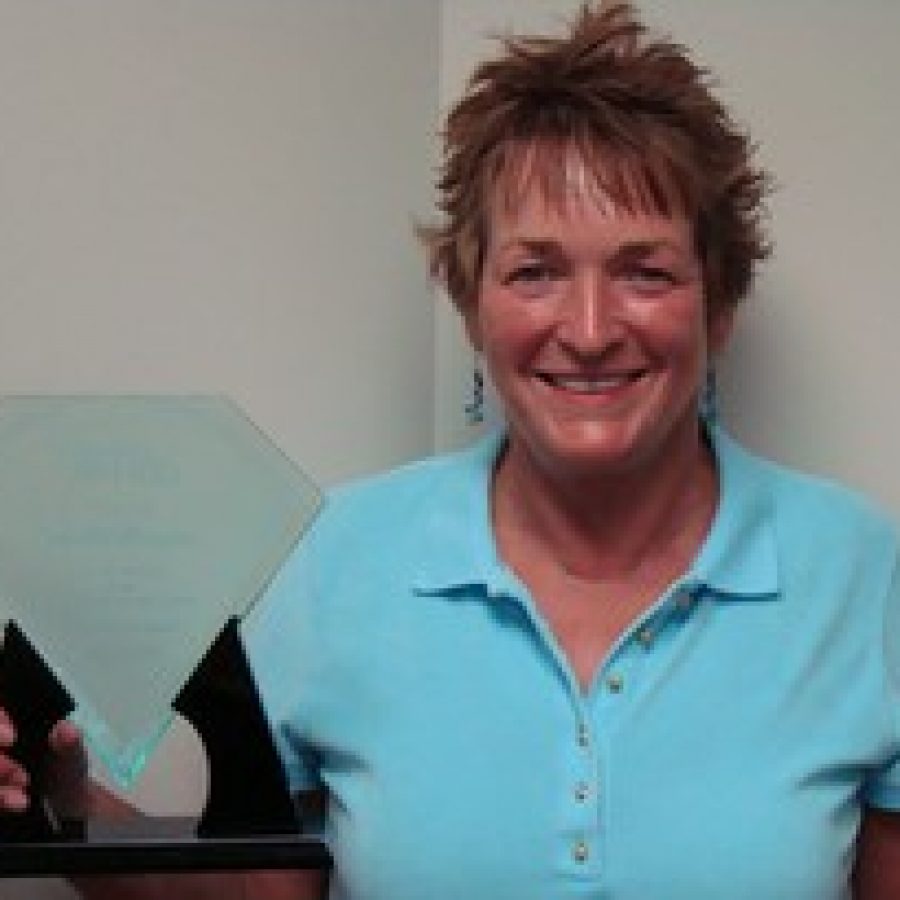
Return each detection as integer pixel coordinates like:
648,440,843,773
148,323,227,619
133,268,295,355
699,367,718,425
464,352,485,426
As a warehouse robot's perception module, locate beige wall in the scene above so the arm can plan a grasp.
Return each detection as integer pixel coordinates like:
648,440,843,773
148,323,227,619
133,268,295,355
435,0,900,520
0,0,439,489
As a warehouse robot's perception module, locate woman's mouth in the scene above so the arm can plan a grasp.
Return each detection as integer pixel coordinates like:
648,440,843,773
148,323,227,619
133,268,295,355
536,371,646,395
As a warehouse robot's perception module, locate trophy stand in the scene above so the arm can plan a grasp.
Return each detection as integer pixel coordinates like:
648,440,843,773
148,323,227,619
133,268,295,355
0,619,331,876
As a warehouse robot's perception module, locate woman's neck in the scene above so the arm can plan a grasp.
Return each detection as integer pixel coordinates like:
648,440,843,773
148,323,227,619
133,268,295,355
491,426,719,585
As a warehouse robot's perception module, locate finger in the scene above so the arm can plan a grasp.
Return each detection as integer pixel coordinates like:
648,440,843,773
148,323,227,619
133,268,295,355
0,709,15,749
49,721,89,779
0,751,28,779
0,750,29,813
0,785,29,812
49,720,83,752
48,721,89,798
0,754,29,788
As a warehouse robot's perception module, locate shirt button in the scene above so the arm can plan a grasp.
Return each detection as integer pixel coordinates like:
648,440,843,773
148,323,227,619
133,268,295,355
606,673,624,693
572,840,589,863
574,782,590,802
636,625,654,647
577,723,590,748
675,589,694,611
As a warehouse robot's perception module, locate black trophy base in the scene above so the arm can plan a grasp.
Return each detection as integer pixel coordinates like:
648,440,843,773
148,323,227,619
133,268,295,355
0,618,331,876
0,817,330,876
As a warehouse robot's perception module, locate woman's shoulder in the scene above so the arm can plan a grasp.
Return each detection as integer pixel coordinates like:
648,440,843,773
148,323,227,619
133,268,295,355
722,429,897,555
308,435,496,544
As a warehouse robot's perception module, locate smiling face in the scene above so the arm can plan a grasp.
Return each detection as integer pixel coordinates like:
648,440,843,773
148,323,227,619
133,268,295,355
467,160,733,487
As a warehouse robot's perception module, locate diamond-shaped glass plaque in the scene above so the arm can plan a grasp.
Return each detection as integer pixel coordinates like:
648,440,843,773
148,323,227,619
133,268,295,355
0,395,321,788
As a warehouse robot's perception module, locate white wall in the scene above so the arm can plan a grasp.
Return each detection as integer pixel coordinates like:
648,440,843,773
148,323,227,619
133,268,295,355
0,2,439,897
435,0,900,520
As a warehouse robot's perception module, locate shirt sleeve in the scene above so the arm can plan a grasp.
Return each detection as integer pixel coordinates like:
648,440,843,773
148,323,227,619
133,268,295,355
862,539,900,810
241,515,327,794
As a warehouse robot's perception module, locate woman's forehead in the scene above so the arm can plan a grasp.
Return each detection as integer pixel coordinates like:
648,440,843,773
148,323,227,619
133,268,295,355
489,139,687,224
486,193,696,258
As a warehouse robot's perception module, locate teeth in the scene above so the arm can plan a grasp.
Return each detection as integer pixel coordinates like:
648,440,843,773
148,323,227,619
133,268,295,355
545,375,632,393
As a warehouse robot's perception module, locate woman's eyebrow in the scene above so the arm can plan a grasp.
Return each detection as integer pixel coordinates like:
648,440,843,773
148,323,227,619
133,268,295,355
493,238,562,257
613,239,684,259
491,236,692,262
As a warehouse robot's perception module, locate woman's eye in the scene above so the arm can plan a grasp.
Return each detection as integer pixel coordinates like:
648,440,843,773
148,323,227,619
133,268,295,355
505,263,557,285
624,266,677,293
501,263,566,299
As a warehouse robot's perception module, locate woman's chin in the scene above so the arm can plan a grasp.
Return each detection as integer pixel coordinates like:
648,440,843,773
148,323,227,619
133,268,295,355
512,424,646,481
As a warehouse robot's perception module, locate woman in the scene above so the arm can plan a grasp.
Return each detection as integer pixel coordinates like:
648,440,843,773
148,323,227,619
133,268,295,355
2,3,899,897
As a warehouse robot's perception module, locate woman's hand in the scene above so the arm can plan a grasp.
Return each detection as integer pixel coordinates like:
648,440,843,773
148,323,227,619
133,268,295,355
45,717,91,817
0,706,90,818
2,708,328,898
0,706,29,812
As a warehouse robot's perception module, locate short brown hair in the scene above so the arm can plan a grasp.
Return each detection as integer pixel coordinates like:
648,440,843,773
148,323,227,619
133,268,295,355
419,2,771,315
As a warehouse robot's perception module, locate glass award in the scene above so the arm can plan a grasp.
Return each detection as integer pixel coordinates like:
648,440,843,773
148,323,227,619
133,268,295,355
0,395,330,874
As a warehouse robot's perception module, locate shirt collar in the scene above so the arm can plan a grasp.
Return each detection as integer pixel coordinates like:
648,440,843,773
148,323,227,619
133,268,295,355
412,425,780,603
410,429,508,595
688,425,780,601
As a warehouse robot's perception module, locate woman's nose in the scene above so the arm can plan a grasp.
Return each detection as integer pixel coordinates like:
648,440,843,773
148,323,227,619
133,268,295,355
558,272,620,351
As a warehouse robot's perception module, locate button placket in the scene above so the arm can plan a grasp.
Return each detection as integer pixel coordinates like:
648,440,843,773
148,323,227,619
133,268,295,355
573,718,595,802
577,721,590,748
565,706,600,875
566,584,699,879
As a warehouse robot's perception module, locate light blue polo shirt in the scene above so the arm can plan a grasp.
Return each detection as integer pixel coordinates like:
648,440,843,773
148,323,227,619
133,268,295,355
244,427,900,900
